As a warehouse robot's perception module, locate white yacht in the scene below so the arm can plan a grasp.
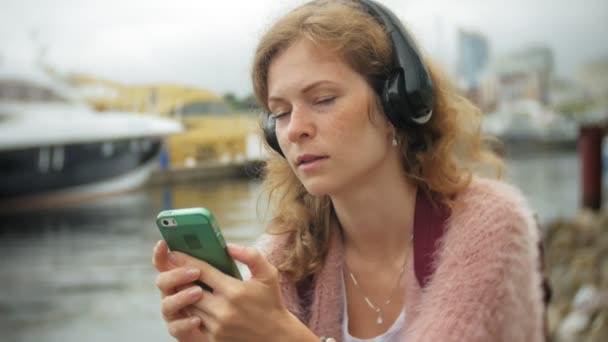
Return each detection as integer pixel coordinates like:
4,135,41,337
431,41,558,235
0,66,181,210
482,99,578,152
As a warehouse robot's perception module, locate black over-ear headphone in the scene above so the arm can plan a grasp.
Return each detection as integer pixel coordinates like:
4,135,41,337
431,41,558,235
263,0,435,158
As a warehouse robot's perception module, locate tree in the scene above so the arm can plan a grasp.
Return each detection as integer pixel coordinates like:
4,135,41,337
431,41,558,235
223,92,259,112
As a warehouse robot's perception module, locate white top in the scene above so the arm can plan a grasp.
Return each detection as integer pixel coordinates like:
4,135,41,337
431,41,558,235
0,102,182,151
341,273,406,342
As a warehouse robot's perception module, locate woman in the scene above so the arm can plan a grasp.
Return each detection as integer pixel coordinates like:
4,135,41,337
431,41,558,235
153,0,545,341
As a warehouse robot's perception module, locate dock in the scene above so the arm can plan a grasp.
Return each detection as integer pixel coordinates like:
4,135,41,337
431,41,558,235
148,160,265,185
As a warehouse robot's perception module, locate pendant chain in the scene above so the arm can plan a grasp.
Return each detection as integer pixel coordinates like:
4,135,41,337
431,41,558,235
343,234,412,325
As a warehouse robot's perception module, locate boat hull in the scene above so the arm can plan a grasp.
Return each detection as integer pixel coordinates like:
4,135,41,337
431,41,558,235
0,138,162,201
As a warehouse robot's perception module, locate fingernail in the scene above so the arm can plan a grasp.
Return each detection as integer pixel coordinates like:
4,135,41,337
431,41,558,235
155,240,162,251
168,252,178,266
186,268,200,278
190,316,201,326
188,286,202,297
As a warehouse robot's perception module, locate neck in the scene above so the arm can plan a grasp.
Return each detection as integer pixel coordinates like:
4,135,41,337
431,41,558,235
330,153,417,265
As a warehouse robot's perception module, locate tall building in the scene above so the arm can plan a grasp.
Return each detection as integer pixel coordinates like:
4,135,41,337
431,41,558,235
494,46,554,105
458,29,490,90
576,59,608,102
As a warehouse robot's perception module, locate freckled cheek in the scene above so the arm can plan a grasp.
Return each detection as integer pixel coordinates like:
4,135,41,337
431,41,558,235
324,110,369,143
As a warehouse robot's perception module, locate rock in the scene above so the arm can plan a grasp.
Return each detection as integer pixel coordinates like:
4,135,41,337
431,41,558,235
572,285,599,312
601,258,608,289
547,301,569,335
557,310,591,342
545,209,608,341
572,284,608,314
573,209,598,230
585,312,608,342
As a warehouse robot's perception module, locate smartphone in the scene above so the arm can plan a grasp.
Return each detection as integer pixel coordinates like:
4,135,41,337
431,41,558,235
156,207,242,291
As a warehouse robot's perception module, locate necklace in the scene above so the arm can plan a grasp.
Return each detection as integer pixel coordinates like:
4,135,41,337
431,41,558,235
343,235,412,325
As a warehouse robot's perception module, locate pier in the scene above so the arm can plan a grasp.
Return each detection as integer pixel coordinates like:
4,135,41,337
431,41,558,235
148,160,265,184
579,122,607,211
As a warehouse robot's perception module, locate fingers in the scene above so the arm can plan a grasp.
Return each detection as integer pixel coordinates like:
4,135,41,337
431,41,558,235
168,251,239,293
161,285,204,319
186,304,216,324
156,267,201,297
188,297,229,338
167,316,202,340
227,244,277,282
191,289,225,319
152,240,171,272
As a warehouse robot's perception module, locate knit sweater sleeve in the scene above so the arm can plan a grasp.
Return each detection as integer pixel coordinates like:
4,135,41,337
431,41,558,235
406,179,544,342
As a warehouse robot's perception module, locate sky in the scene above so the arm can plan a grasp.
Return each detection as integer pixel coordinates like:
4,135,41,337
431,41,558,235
1,0,606,97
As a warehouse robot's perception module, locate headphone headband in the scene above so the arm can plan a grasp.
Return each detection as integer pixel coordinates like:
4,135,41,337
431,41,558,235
357,0,435,125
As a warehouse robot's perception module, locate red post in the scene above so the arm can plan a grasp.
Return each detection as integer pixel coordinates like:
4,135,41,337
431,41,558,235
579,125,604,210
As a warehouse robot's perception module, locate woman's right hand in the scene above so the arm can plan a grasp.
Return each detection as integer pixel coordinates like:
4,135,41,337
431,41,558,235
153,240,208,342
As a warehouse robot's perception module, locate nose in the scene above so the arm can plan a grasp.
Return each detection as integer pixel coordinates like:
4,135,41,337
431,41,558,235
284,104,316,145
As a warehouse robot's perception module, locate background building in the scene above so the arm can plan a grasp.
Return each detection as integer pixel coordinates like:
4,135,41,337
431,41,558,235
576,59,608,103
494,46,554,106
457,29,490,90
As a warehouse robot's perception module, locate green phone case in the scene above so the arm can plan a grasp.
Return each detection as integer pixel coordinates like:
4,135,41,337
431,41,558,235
156,208,242,283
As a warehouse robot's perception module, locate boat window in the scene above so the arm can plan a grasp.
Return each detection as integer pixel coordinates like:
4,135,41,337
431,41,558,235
0,80,67,102
172,102,230,117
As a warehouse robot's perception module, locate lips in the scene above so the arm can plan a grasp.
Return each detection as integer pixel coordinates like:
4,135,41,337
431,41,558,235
296,154,328,166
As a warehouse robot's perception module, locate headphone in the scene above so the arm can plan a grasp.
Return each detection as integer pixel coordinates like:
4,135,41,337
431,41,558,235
263,0,435,158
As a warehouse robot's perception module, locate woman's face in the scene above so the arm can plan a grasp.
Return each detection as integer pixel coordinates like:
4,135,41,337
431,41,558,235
267,39,394,196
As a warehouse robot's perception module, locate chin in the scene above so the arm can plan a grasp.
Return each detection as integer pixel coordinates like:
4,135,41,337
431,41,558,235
300,177,339,197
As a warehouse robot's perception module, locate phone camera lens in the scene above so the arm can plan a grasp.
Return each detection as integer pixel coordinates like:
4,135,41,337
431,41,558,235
162,219,169,226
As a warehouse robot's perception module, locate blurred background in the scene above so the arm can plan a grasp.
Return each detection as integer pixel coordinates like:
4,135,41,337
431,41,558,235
0,0,606,341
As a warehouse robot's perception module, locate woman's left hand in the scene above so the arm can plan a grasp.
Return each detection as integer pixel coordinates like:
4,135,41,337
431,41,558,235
165,243,296,341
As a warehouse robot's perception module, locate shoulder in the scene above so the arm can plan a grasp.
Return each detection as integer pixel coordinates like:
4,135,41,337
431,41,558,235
454,176,537,229
431,177,543,305
457,176,533,215
412,180,544,340
445,176,540,255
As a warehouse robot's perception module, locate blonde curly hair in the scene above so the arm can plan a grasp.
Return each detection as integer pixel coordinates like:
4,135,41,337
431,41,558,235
251,0,504,283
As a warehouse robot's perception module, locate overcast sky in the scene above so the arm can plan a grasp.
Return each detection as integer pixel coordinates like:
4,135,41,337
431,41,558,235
1,0,606,96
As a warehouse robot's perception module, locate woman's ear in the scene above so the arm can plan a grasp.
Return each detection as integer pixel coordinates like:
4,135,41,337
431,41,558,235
366,89,388,128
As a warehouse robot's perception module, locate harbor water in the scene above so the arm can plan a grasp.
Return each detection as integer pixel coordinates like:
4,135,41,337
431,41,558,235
0,150,587,342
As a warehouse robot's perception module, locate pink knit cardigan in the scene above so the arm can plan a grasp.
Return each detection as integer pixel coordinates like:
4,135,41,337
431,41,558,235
259,177,545,342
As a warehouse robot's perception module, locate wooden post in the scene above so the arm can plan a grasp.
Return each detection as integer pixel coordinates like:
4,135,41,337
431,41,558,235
579,125,604,210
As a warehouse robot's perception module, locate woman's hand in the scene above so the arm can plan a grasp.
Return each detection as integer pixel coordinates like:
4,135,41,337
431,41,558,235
153,240,209,342
167,242,296,341
153,240,313,342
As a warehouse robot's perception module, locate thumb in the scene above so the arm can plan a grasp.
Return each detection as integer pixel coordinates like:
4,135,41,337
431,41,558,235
227,243,276,282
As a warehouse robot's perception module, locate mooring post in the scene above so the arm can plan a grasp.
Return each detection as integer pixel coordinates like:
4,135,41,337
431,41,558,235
579,124,604,210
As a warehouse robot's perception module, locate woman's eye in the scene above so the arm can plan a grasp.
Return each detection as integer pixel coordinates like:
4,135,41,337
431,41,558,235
270,111,290,119
316,97,336,105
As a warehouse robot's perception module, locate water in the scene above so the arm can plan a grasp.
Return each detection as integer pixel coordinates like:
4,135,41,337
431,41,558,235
0,179,265,342
0,151,584,341
504,151,581,224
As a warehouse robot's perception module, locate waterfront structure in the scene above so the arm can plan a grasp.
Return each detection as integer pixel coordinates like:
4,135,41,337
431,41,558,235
0,65,181,206
68,75,263,169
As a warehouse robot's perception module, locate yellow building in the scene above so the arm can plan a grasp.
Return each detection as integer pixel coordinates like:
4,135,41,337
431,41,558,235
69,74,261,168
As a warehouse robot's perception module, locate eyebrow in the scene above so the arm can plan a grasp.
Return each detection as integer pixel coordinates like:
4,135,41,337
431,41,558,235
268,80,338,103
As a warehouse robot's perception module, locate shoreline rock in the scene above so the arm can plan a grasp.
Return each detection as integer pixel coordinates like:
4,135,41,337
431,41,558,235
544,209,608,341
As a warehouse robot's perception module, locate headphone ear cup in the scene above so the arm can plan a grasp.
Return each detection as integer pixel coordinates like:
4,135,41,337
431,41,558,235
381,71,412,129
262,114,285,157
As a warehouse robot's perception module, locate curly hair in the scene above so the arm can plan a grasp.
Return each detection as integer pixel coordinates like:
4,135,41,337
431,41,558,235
251,0,504,283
